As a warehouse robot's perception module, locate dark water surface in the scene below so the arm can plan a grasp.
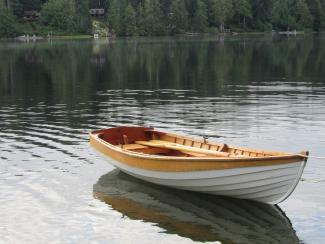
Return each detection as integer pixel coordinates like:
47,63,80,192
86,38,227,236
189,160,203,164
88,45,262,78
1,35,325,243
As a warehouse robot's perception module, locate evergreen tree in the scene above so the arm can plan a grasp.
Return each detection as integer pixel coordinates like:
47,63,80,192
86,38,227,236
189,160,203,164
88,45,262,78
186,0,198,18
1,0,325,37
307,0,324,30
0,1,17,37
168,0,188,34
271,0,296,30
192,0,208,32
20,0,42,11
295,0,312,28
74,0,91,33
144,0,165,35
251,0,273,30
108,0,126,35
136,2,146,35
321,0,325,13
124,3,137,35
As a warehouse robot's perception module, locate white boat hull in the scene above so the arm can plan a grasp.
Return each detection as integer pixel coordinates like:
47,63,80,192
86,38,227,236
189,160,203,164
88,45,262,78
100,154,306,204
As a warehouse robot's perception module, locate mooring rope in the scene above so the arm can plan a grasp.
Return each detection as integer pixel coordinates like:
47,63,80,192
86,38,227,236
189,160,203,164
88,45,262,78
293,154,325,160
301,178,325,183
265,151,325,159
305,155,325,159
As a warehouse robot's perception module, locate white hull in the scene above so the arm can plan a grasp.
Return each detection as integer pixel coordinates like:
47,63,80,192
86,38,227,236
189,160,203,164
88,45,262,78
100,154,306,204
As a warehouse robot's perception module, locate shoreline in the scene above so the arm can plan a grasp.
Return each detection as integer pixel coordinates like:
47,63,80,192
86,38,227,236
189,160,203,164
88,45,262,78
0,30,320,42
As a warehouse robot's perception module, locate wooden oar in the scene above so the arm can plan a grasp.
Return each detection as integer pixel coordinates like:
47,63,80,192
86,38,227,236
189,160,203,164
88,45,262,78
136,140,236,157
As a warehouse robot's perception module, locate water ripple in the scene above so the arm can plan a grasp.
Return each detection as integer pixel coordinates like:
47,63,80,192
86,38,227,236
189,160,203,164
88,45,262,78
1,84,325,243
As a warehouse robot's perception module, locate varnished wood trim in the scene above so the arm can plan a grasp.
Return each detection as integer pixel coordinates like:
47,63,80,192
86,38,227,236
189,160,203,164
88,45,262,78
90,133,305,172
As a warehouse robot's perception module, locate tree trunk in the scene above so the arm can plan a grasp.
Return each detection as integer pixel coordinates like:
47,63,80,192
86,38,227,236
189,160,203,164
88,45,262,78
220,23,224,33
6,0,11,10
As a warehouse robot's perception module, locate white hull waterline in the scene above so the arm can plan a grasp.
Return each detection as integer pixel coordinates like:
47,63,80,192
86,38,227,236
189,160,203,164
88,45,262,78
100,155,306,204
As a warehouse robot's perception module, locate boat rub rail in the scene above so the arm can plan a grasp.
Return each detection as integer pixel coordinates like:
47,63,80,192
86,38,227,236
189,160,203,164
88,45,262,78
89,127,307,163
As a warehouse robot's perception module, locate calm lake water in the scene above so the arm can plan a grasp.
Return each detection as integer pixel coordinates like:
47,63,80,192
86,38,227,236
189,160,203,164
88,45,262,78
1,35,325,244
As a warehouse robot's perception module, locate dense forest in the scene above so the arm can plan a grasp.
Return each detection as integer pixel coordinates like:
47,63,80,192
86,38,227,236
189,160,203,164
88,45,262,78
1,0,325,37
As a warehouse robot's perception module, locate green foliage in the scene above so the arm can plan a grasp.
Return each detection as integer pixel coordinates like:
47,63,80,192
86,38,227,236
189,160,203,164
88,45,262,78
270,0,317,30
124,3,137,36
295,0,312,28
7,0,23,16
0,3,17,37
192,0,208,32
136,3,146,35
20,0,42,11
208,0,233,32
0,0,5,8
233,0,252,28
307,0,325,30
1,0,325,38
74,0,91,33
143,0,165,35
251,0,273,30
168,0,188,34
40,0,76,32
271,0,297,30
108,0,126,35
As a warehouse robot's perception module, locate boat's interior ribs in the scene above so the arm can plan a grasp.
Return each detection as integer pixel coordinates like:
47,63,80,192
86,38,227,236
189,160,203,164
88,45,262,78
98,127,276,158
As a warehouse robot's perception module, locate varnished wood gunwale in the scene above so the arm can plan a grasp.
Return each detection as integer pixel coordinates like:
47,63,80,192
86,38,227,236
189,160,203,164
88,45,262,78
89,127,307,172
156,132,288,157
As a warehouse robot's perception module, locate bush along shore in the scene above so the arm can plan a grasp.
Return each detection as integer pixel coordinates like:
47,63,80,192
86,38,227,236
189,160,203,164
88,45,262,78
1,0,324,39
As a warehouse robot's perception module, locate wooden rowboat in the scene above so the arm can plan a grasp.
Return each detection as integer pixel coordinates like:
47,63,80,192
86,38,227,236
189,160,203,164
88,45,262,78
90,126,308,204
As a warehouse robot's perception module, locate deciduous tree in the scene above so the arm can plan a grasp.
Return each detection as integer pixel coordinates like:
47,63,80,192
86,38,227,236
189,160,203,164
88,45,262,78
233,0,252,28
40,0,76,32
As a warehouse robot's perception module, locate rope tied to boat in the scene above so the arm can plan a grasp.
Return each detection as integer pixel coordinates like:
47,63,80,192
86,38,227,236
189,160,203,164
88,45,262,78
304,155,325,159
293,153,325,160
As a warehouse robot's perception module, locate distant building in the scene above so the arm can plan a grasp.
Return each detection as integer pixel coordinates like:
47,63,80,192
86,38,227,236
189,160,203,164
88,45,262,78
23,11,40,21
89,9,105,18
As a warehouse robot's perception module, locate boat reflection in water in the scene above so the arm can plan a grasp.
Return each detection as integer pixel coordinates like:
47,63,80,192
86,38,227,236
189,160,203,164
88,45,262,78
93,170,299,243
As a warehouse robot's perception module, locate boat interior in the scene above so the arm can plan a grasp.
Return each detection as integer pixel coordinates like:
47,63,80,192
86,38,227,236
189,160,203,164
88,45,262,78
95,127,281,158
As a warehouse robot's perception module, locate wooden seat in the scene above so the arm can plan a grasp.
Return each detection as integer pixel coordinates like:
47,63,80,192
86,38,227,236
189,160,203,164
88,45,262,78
136,140,236,157
122,144,149,150
181,151,208,157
